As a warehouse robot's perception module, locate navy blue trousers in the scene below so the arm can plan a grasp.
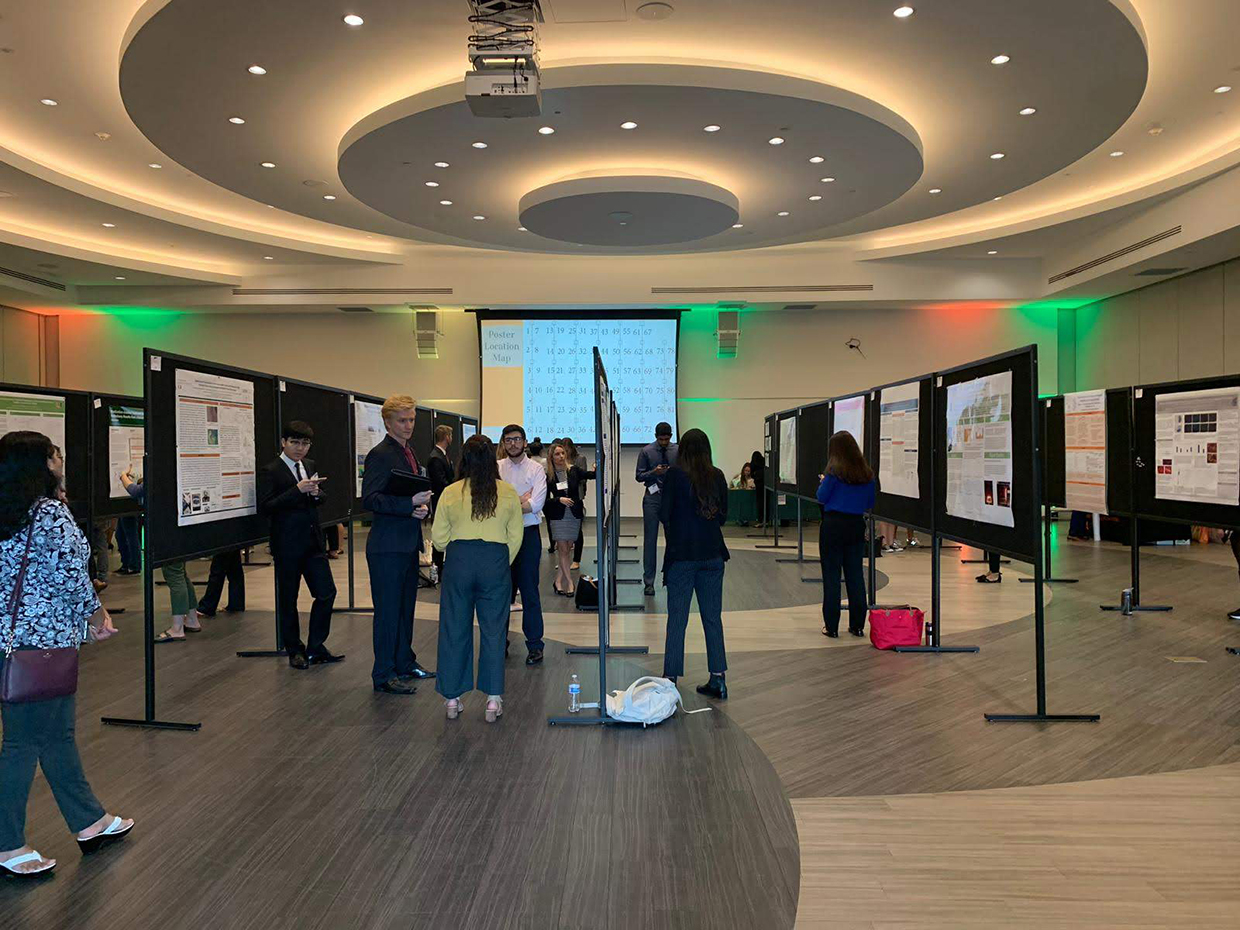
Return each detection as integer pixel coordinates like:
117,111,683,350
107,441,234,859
367,551,419,685
662,557,727,678
437,540,511,700
509,525,544,651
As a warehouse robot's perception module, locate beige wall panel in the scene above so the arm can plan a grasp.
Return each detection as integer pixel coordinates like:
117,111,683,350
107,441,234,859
1176,264,1225,379
1137,281,1179,384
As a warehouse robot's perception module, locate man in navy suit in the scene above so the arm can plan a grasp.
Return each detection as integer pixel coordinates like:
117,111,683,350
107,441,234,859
361,395,436,694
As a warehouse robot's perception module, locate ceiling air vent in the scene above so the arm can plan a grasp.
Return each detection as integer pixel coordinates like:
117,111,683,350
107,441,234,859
782,303,818,311
0,265,67,291
231,287,452,296
337,306,373,313
1047,226,1182,285
1133,267,1189,277
653,284,873,295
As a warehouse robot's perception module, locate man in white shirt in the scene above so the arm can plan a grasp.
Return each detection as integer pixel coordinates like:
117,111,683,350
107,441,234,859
498,423,547,665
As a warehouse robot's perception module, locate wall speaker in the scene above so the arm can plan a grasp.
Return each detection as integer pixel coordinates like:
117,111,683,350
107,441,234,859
716,309,740,358
414,309,440,359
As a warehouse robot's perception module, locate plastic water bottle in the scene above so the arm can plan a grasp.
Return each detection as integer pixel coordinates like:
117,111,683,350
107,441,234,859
568,674,581,713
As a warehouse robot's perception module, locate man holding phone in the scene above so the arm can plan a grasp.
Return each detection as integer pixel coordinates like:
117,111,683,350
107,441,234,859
636,422,679,596
362,396,436,694
258,420,341,670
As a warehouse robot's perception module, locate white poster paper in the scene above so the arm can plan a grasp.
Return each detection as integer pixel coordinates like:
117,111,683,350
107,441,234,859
460,421,477,441
0,392,67,483
354,400,387,496
945,371,1014,527
1154,386,1240,506
879,383,920,499
834,395,865,451
107,405,145,498
175,370,257,526
779,416,797,486
1064,390,1107,514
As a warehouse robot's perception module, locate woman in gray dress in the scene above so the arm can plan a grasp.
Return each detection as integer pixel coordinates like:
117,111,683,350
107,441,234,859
543,444,595,596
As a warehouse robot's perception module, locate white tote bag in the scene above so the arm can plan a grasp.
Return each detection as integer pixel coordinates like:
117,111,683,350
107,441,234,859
605,676,682,727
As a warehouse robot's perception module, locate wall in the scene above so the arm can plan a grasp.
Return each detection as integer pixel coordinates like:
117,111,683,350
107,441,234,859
1,305,56,385
1075,257,1240,389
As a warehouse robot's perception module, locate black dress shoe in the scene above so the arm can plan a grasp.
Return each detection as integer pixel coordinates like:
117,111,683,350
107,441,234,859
526,649,544,666
307,649,345,665
374,678,417,694
664,675,678,683
849,628,865,637
824,630,839,638
695,674,728,700
399,663,436,680
289,652,310,670
643,583,656,596
1229,606,1240,621
196,607,217,618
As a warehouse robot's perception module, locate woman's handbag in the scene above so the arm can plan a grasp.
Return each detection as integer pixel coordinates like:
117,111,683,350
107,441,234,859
1,503,81,703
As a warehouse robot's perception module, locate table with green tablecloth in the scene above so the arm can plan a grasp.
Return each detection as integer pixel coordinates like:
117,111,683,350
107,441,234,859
727,489,810,525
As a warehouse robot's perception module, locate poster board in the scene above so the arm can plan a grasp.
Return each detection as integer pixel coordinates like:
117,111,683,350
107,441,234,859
1105,387,1133,516
870,376,934,533
833,393,866,450
412,405,435,468
934,346,1039,562
352,393,387,502
1063,390,1108,514
0,383,90,521
91,393,144,519
1041,396,1067,509
460,417,478,441
795,401,832,499
278,378,352,527
144,351,276,566
777,412,798,490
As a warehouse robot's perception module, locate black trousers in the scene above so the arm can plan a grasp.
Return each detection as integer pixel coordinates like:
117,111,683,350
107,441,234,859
573,523,584,564
198,549,245,614
368,551,419,685
437,540,511,700
642,491,662,584
509,525,544,650
820,514,868,635
275,544,336,655
662,558,727,678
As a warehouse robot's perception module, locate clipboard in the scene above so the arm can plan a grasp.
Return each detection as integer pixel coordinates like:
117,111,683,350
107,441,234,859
381,468,432,496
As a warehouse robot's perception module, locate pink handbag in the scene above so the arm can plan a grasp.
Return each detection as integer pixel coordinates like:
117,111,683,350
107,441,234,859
868,606,925,650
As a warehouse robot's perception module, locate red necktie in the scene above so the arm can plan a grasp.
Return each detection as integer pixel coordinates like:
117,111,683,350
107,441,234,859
402,444,418,474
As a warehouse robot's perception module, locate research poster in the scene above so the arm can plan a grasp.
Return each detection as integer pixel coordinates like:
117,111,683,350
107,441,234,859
1154,386,1240,506
460,421,477,441
878,383,920,499
0,391,67,483
1064,390,1107,514
945,371,1014,527
107,405,145,498
175,370,257,526
779,416,797,486
354,400,386,496
834,395,865,450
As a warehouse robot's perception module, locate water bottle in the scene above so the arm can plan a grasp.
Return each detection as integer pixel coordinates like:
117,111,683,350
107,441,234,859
568,674,581,713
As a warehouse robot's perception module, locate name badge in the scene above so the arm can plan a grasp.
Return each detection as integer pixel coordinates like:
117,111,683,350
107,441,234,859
557,481,569,491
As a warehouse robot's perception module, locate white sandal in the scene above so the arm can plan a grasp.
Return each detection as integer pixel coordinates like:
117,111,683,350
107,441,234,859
485,697,503,723
77,815,134,854
1,850,56,877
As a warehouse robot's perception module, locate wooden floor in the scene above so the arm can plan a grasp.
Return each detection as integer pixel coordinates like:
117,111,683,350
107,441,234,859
3,518,1239,929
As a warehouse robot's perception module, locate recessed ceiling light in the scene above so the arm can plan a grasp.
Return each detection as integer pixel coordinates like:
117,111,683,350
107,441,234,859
148,163,162,169
248,65,267,75
809,195,822,201
928,187,942,194
518,226,528,231
991,54,1010,65
425,181,439,187
101,223,116,228
263,255,274,260
440,199,453,205
990,152,1005,160
987,250,998,255
893,6,915,18
260,161,276,168
471,141,488,148
1214,85,1232,94
1109,150,1125,157
703,124,721,132
620,121,638,130
228,116,246,124
323,194,336,200
820,176,836,183
777,211,790,216
538,126,555,135
732,223,744,228
343,13,364,26
114,276,126,281
40,98,58,106
1019,107,1037,116
473,215,486,220
809,155,824,164
434,161,450,168
768,136,785,145
993,196,1003,201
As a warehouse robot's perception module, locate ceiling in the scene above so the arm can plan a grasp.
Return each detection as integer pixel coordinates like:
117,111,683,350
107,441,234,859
0,0,1237,311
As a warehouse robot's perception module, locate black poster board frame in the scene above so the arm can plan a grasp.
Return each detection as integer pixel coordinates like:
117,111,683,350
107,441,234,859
90,393,145,520
433,410,463,475
795,400,832,501
868,376,934,536
0,381,92,521
276,376,353,528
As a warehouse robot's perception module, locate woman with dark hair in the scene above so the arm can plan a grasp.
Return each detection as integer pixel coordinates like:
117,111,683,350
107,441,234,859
432,435,524,722
659,428,731,699
815,431,876,638
544,443,596,596
561,437,588,569
750,450,766,526
0,431,132,878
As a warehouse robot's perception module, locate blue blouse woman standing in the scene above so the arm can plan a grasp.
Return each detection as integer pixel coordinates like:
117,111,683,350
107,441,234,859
816,431,876,638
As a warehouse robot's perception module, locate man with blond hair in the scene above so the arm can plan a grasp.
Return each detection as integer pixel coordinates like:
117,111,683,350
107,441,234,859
361,395,435,694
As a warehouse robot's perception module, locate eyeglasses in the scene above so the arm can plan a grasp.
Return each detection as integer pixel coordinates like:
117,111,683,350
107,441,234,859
287,439,312,448
502,436,524,445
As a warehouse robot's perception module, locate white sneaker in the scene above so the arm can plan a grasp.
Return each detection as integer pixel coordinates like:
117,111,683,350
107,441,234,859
906,538,920,548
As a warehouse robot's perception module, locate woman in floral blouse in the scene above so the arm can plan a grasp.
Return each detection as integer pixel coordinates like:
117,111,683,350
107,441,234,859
0,431,134,878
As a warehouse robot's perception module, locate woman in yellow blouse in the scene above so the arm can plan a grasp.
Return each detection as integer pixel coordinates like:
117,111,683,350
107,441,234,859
432,434,524,722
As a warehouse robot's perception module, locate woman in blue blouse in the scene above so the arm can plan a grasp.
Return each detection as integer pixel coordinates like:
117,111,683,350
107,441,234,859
0,431,133,878
815,431,876,638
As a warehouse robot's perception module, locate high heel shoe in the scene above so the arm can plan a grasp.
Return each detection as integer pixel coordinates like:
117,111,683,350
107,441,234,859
445,698,462,720
485,697,503,723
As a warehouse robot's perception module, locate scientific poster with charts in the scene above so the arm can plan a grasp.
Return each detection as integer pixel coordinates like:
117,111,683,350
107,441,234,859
107,404,145,498
175,370,257,526
354,399,386,496
945,371,1014,527
879,383,919,499
834,395,865,450
1064,390,1107,514
1154,386,1240,506
779,416,797,486
0,391,66,482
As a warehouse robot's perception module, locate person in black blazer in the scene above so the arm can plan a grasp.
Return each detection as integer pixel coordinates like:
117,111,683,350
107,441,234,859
543,443,595,596
257,421,341,670
426,424,455,581
361,395,435,695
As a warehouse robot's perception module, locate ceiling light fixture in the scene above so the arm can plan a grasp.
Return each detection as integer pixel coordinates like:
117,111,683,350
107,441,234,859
425,181,439,187
703,124,721,132
473,215,486,220
148,163,162,169
768,136,785,145
777,210,790,216
732,223,744,228
809,195,822,201
434,161,450,168
809,155,824,164
990,152,1005,160
928,187,942,194
248,65,267,75
820,176,836,183
263,255,274,260
538,126,555,135
101,223,116,228
987,250,998,255
260,161,276,168
1019,107,1037,116
893,6,914,18
620,121,638,130
1110,150,1125,157
114,276,126,281
1214,85,1232,94
471,141,488,148
343,13,364,26
40,98,58,106
518,226,528,231
991,54,1010,65
993,196,1003,201
228,116,246,124
323,194,336,200
440,199,453,205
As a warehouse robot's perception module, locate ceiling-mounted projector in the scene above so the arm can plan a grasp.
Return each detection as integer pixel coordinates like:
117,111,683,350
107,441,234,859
466,0,543,118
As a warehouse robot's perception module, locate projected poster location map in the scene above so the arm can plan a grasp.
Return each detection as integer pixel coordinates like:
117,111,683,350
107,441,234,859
1154,386,1240,506
480,317,677,444
945,371,1014,528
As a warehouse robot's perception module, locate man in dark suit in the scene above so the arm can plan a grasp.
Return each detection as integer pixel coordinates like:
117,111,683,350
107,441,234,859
426,424,455,581
257,420,342,670
362,395,435,695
